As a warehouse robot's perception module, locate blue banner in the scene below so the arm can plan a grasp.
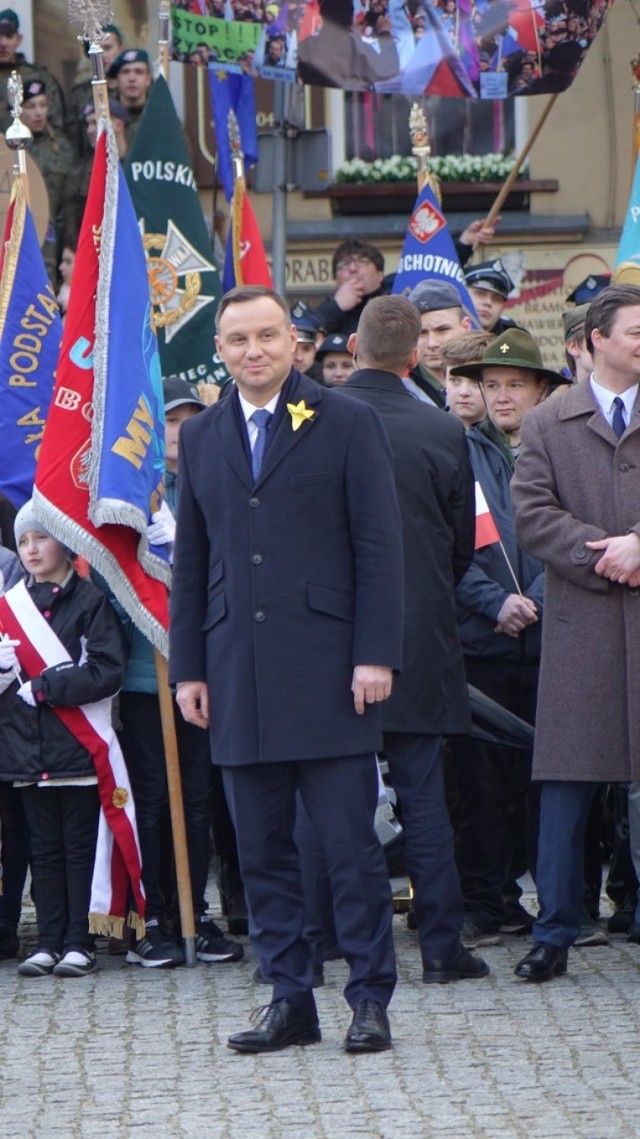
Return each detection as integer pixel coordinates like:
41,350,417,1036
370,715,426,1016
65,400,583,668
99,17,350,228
209,69,258,201
0,186,61,509
392,182,479,326
614,152,640,279
90,137,167,564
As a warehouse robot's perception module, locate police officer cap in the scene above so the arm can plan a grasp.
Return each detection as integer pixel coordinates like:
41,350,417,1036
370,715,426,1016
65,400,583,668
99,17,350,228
565,274,611,305
316,334,352,358
290,302,320,341
108,48,150,77
0,8,19,35
408,280,463,313
163,377,206,412
562,303,589,341
464,259,513,299
23,79,46,103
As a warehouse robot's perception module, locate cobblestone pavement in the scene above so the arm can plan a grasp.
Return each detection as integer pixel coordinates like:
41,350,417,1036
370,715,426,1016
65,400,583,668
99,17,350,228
1,881,639,1139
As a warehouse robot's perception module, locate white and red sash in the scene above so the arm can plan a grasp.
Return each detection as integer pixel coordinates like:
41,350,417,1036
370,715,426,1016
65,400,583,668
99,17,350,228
0,580,145,937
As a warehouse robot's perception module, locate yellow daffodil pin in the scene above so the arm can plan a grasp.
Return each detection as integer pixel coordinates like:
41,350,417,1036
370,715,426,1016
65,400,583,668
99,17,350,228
287,400,315,432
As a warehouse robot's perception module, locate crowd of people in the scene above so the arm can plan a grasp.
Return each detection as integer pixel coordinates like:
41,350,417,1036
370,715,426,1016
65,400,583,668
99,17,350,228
0,10,153,291
0,4,639,1058
1,216,640,1054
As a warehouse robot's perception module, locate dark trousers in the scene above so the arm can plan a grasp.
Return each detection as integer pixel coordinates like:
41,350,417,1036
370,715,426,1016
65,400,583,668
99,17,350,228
293,795,338,970
118,691,216,922
0,784,30,929
222,754,396,1010
20,784,100,952
384,732,463,961
450,656,538,927
533,781,598,948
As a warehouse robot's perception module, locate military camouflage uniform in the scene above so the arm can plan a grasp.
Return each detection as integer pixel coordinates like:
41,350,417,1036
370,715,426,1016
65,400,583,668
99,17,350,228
29,126,75,282
0,55,65,133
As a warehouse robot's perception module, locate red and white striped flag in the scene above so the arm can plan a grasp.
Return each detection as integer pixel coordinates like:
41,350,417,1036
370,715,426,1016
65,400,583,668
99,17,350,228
475,482,501,549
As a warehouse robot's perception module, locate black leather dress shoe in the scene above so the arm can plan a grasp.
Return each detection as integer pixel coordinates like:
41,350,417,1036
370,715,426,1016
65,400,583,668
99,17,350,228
422,945,490,984
344,1000,392,1053
227,998,321,1053
514,943,568,982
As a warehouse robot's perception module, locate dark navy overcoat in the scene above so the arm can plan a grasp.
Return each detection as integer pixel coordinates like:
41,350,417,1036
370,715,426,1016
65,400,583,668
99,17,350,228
168,369,404,765
342,369,474,736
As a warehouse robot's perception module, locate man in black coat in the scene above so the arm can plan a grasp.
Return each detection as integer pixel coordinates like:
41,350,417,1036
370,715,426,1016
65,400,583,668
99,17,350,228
169,286,404,1054
342,295,489,983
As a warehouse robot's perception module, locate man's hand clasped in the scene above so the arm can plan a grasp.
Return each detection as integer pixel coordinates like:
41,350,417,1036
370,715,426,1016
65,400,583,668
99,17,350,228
586,532,640,586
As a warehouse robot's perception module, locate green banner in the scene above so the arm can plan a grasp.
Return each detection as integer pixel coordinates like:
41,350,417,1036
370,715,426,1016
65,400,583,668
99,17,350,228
125,76,228,387
171,9,261,64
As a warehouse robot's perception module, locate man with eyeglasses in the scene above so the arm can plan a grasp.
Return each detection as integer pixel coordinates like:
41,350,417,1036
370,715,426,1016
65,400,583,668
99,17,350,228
312,240,391,339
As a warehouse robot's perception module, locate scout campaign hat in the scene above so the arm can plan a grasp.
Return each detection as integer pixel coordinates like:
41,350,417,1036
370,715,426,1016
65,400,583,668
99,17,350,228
449,328,571,384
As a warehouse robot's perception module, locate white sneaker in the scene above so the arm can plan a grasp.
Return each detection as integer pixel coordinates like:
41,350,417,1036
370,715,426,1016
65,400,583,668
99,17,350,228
18,950,60,977
53,949,97,977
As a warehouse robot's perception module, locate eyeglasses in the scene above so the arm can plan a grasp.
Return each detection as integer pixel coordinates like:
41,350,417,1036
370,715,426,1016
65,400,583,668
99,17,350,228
335,256,374,272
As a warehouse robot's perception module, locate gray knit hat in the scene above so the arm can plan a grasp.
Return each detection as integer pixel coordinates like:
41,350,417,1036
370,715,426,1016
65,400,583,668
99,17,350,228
14,500,54,546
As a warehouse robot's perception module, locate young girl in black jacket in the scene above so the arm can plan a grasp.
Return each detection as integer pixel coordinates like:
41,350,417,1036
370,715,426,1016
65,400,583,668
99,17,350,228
0,502,127,977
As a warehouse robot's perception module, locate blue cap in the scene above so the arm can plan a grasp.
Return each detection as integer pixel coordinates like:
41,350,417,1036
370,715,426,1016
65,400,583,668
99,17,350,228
565,274,611,304
465,258,513,299
408,279,463,313
316,334,352,358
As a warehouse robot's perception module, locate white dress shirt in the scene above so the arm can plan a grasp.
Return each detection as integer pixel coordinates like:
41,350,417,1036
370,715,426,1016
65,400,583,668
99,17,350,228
237,391,280,450
589,375,638,431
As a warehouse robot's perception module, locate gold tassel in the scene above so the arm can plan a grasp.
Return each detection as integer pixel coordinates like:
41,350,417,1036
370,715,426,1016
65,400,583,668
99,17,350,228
89,912,125,939
127,911,146,939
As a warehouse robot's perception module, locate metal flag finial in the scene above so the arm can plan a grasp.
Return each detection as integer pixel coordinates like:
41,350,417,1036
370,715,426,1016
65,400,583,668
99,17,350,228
68,0,113,120
67,0,113,45
5,71,32,167
228,108,245,182
409,101,440,201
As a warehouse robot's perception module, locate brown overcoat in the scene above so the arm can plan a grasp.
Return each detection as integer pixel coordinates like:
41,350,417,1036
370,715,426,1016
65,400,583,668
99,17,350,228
510,380,640,781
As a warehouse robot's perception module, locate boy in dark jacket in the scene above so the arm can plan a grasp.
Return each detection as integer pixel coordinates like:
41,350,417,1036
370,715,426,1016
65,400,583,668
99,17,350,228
0,502,127,977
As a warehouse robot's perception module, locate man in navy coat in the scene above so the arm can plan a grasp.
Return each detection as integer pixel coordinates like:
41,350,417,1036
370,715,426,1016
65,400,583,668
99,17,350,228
343,295,489,984
169,286,404,1054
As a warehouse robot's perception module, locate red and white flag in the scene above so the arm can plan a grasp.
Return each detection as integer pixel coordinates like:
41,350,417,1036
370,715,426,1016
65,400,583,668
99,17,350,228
475,482,501,550
0,580,145,937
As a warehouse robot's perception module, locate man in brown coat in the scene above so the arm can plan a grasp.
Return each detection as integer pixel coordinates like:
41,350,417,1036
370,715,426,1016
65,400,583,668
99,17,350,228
510,284,640,981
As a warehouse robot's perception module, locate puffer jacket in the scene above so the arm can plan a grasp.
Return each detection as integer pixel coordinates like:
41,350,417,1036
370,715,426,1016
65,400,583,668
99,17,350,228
0,572,126,782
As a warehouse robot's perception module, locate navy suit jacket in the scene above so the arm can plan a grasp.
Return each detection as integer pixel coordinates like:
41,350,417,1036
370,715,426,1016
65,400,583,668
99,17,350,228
168,369,404,765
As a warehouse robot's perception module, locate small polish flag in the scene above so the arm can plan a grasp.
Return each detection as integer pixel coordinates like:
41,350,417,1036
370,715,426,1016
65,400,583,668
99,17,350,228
475,482,501,549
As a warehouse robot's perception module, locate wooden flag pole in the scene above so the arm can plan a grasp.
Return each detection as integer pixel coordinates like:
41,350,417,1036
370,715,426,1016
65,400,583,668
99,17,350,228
484,93,559,227
155,649,197,967
631,54,640,172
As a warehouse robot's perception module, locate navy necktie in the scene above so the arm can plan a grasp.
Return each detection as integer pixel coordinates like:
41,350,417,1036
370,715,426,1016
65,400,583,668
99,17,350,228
250,409,272,480
612,396,626,440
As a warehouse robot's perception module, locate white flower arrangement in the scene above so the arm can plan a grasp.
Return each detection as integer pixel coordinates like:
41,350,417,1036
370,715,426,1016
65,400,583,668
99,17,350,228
335,153,526,185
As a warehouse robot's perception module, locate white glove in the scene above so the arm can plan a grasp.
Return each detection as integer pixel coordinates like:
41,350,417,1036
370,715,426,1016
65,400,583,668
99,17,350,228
17,681,36,707
0,637,19,672
147,500,176,547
